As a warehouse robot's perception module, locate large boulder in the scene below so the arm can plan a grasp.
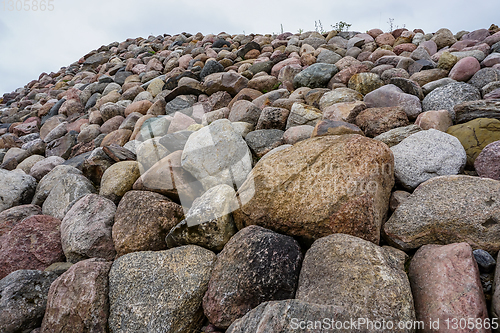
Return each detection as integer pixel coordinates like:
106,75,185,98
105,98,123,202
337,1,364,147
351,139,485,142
296,234,415,325
202,225,303,329
112,190,184,256
40,258,112,333
0,215,65,279
233,135,394,245
181,119,253,191
384,175,500,253
409,243,489,329
363,84,422,120
391,129,466,190
61,194,116,263
108,246,216,333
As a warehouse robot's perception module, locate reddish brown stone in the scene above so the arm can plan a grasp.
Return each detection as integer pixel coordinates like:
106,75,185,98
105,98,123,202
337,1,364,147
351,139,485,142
409,243,489,331
312,119,364,137
355,106,410,137
0,215,65,279
112,191,184,256
66,119,89,133
227,88,263,109
0,204,42,247
124,100,153,117
12,120,39,137
99,129,132,147
41,258,112,333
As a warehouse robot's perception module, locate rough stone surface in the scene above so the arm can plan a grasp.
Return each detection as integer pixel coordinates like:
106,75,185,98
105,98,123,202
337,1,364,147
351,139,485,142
293,63,338,89
414,109,453,131
0,270,60,333
0,169,37,213
244,129,284,158
181,119,252,191
29,156,65,181
166,184,238,252
364,84,423,120
0,215,65,279
99,161,141,204
384,175,500,253
454,100,500,124
296,234,415,325
40,258,112,333
40,169,97,219
447,118,500,168
0,204,42,245
285,102,322,129
409,243,489,330
475,140,500,180
312,119,364,137
358,105,410,137
112,190,184,256
203,225,303,329
233,135,394,245
61,194,116,263
391,129,466,190
422,82,481,120
109,246,216,333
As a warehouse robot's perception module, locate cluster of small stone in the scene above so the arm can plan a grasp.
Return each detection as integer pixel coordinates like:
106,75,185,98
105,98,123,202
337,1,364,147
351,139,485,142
1,24,500,332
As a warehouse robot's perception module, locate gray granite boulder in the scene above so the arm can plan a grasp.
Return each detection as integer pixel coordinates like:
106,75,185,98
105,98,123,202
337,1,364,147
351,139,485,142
391,129,466,190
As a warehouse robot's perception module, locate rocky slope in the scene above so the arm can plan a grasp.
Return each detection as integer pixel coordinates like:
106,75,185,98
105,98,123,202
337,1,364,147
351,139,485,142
1,25,500,332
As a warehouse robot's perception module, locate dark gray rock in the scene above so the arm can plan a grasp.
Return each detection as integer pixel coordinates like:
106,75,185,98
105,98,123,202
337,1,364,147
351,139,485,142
200,60,225,81
293,63,339,89
0,270,60,333
473,249,496,273
0,169,37,213
244,129,284,158
202,225,303,329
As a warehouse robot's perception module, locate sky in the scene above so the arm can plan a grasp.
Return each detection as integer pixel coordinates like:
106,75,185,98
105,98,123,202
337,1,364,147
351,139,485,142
0,0,498,95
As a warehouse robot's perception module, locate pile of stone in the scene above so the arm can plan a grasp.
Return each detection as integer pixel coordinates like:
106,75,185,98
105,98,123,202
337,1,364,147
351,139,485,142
1,24,500,332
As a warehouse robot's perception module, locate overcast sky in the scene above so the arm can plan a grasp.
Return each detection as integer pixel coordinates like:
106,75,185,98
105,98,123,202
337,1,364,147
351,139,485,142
1,0,498,95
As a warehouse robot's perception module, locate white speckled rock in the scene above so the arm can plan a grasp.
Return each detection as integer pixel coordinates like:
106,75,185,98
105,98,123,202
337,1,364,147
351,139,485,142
391,129,466,190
